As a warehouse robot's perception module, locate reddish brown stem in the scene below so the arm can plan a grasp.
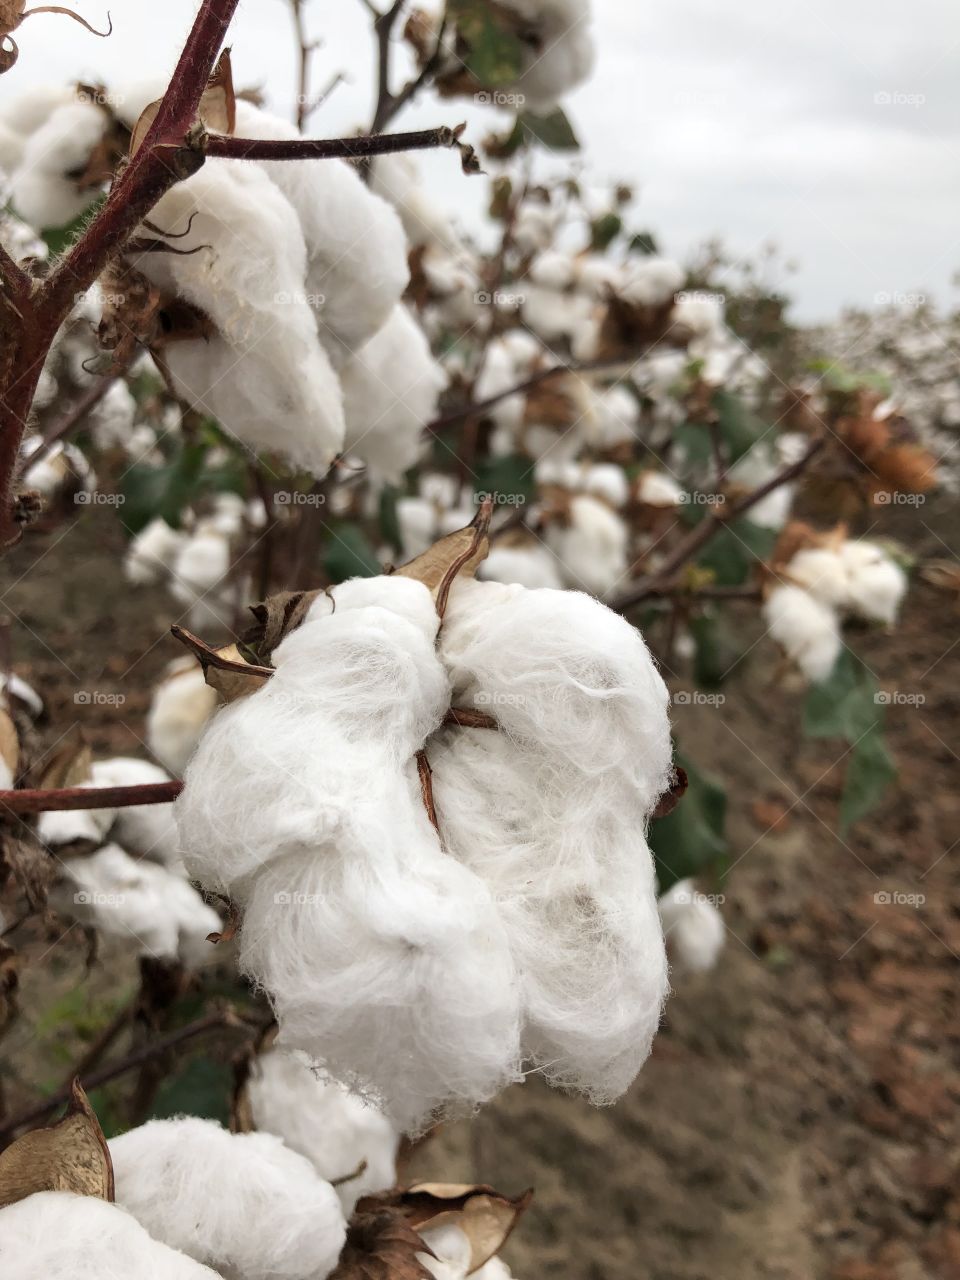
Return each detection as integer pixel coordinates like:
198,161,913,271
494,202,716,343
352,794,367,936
0,781,183,814
205,124,462,162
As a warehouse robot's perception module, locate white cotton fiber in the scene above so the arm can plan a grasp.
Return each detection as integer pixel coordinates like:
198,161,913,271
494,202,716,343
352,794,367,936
50,843,219,967
125,517,187,585
0,122,24,176
658,879,725,973
340,305,447,483
371,152,459,252
110,1117,345,1280
148,660,219,777
177,575,521,1132
636,470,684,508
617,258,684,308
429,578,671,1101
837,540,907,624
0,1191,222,1280
545,493,629,598
498,0,595,112
418,1223,519,1280
763,584,841,682
233,103,409,359
582,463,630,509
136,160,344,477
397,496,441,560
89,380,138,451
92,757,181,866
10,100,106,229
480,544,563,590
246,1047,399,1213
785,546,848,606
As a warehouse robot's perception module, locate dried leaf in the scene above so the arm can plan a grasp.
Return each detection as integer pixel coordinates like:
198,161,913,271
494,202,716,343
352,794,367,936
206,896,241,944
129,48,235,157
651,766,688,821
0,708,18,780
0,0,26,33
0,1080,113,1208
0,834,54,910
328,1207,436,1280
170,626,272,704
244,589,324,661
35,725,92,790
396,501,492,616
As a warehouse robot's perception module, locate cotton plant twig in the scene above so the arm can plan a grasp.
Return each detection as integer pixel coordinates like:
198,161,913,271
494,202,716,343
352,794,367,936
205,122,476,167
0,780,184,814
610,433,826,613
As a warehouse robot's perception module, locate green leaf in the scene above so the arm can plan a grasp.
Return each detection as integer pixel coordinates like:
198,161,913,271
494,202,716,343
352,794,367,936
840,727,896,833
713,389,769,462
472,453,536,506
628,230,659,255
672,420,714,473
378,485,403,558
803,650,882,741
120,442,209,533
450,0,526,86
690,611,742,688
589,211,622,252
323,522,381,583
519,107,579,151
149,1057,232,1125
696,518,777,586
650,753,728,892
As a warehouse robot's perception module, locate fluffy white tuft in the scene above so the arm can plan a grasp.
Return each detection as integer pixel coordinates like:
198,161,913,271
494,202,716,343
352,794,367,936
763,584,841,682
10,100,106,229
125,518,187,586
658,878,725,973
147,660,219,777
545,494,629,598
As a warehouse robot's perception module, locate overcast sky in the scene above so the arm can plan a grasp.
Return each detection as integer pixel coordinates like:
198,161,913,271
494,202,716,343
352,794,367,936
6,0,958,321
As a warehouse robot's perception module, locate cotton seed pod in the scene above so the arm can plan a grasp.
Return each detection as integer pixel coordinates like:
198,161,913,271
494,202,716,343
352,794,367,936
0,1190,222,1280
110,1118,345,1280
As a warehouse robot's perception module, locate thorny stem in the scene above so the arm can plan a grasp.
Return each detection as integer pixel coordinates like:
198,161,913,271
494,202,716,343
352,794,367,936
0,1007,255,1142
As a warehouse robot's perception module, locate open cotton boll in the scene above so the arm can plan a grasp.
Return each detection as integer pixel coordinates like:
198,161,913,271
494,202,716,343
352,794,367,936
148,660,219,777
89,380,138,451
520,282,594,345
418,1222,473,1280
234,102,409,359
137,160,344,477
591,384,640,447
91,757,181,865
10,100,107,229
636,470,684,508
658,879,725,973
617,258,685,308
545,494,629,598
178,576,521,1131
582,463,630,508
763,584,841,683
430,578,670,1100
480,544,563,590
838,540,907,624
340,305,446,483
511,203,559,255
397,496,441,560
125,517,187,586
498,0,595,112
168,522,235,630
0,85,74,136
38,789,117,847
20,439,95,500
529,249,575,291
473,341,528,434
246,1047,399,1213
110,1118,345,1280
370,152,460,252
0,1190,223,1280
50,843,219,965
785,547,849,608
672,293,725,339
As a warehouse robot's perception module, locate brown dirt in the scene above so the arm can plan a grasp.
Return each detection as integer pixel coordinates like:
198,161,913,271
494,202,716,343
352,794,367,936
2,493,959,1280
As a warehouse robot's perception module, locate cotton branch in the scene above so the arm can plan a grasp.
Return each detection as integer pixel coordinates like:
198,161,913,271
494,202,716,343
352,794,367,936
610,434,826,612
0,781,184,814
206,122,477,168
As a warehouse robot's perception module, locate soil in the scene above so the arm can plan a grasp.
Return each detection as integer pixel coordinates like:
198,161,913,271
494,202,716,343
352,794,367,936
2,491,958,1280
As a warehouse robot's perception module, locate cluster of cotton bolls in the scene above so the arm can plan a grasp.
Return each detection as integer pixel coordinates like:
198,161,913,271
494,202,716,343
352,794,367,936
534,458,630,598
763,536,908,682
124,492,264,634
175,563,673,1134
36,753,221,967
0,1116,348,1280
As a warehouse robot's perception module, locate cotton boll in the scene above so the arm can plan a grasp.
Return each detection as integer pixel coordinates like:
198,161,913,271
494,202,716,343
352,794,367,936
591,384,639,447
582,463,630,508
636,470,684,508
397,496,440,560
110,1118,345,1280
498,0,595,112
529,249,575,291
618,258,685,308
0,1190,222,1280
234,102,409,358
10,101,107,229
0,85,73,136
474,340,528,434
370,152,460,252
671,294,725,339
838,540,907,625
125,517,187,586
521,282,593,345
246,1047,399,1213
340,305,446,483
511,203,559,255
91,757,181,865
658,879,725,973
545,494,629,598
418,1222,473,1280
38,790,117,847
148,660,219,777
20,439,95,500
168,523,233,624
480,545,563,590
138,160,344,477
89,380,137,451
763,584,841,682
785,547,849,608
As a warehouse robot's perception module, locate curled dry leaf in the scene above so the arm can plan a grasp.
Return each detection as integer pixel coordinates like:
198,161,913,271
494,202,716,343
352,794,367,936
329,1207,437,1280
205,896,241,945
396,500,492,617
0,1079,113,1208
651,766,688,821
170,624,272,704
0,3,112,73
129,47,236,157
354,1183,532,1276
244,588,324,662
